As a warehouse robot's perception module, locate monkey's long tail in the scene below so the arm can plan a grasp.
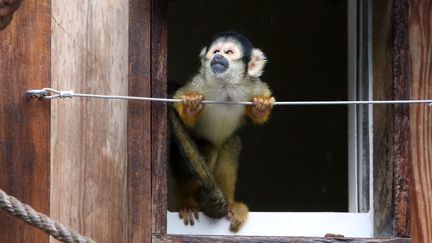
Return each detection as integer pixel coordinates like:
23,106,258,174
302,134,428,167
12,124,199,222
169,108,228,218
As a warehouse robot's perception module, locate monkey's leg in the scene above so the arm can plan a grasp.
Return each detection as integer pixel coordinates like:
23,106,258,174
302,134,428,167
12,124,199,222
175,178,200,226
213,136,249,232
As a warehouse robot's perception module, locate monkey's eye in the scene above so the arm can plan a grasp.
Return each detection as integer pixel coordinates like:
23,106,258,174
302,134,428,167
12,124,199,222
225,50,234,55
213,49,220,54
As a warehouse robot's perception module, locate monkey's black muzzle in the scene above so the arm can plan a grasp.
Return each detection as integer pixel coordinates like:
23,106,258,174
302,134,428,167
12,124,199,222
210,55,229,74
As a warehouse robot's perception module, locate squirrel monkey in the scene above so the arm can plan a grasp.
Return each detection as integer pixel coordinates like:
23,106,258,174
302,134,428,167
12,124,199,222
169,31,274,232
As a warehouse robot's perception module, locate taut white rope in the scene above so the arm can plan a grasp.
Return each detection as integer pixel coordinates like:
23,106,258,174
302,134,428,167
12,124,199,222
25,88,432,106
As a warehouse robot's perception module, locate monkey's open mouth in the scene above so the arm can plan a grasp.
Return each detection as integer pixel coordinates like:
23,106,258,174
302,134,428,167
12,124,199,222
210,57,229,74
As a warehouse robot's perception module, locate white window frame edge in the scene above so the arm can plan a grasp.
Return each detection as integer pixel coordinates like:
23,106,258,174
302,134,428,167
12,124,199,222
167,0,374,237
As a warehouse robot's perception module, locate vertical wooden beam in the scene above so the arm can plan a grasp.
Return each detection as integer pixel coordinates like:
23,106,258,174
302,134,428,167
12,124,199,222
50,1,129,242
151,0,168,236
373,0,395,236
128,0,152,242
392,0,412,237
374,0,412,237
408,0,432,242
0,0,51,242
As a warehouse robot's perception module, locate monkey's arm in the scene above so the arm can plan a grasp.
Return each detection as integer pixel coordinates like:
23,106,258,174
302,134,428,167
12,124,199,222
245,80,275,124
173,85,204,128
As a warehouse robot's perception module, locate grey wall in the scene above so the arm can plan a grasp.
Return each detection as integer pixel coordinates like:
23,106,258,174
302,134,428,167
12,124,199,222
168,0,348,212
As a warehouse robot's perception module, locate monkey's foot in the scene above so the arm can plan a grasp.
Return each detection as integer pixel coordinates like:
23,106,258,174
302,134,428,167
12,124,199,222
181,92,204,115
179,207,199,226
226,202,249,232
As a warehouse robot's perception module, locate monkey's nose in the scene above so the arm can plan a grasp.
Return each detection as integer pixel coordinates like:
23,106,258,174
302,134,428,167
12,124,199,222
213,54,224,61
210,55,229,74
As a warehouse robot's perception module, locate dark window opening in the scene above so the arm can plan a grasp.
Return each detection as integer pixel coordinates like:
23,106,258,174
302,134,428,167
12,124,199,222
167,0,348,212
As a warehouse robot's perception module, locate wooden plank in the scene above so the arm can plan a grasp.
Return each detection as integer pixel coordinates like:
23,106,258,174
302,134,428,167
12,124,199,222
392,0,412,237
127,0,152,242
151,0,168,235
0,0,51,242
408,0,432,242
50,0,129,242
373,0,395,236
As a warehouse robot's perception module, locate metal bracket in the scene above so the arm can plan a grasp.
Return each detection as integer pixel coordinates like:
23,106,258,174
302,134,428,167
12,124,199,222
25,88,74,99
25,89,48,99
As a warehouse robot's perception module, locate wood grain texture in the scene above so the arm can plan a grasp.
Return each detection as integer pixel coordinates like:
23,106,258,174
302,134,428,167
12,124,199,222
0,0,51,242
50,1,129,242
408,0,432,242
392,0,412,237
128,0,152,242
373,0,395,236
155,234,412,243
151,0,168,235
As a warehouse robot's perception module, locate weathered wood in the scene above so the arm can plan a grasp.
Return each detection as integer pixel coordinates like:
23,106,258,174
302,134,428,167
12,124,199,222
408,0,432,242
156,234,411,243
0,0,51,242
392,0,412,237
373,0,396,236
151,0,168,235
50,1,129,242
128,0,152,242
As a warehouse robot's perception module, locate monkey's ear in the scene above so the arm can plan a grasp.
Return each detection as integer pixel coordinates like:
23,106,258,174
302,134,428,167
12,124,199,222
199,47,207,59
248,48,267,77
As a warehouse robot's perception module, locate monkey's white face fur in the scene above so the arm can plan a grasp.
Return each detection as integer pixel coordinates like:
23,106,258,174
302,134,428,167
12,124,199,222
200,39,267,83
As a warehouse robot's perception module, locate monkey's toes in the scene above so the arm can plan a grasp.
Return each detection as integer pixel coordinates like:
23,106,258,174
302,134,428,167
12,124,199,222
230,218,242,232
226,202,248,232
226,207,233,219
227,208,243,232
179,208,199,226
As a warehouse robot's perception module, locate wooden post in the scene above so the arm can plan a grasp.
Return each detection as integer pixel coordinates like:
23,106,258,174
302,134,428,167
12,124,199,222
409,0,432,242
151,0,168,237
373,0,396,235
392,0,412,237
128,0,152,242
0,0,51,242
50,0,129,242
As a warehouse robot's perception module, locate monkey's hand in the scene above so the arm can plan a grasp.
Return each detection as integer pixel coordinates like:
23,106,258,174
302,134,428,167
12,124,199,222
246,96,275,124
181,92,204,115
179,207,200,226
173,92,204,128
226,201,249,232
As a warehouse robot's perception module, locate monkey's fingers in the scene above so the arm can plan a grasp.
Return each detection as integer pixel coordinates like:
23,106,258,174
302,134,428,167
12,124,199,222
181,93,204,115
253,96,275,111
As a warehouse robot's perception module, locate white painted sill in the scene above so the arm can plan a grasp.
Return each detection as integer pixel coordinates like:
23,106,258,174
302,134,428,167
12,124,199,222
167,211,373,237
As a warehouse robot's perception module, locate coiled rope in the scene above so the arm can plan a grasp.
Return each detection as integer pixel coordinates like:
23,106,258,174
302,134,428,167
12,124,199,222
0,189,95,243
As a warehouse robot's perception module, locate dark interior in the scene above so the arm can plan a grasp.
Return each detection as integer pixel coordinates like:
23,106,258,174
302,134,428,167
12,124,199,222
167,0,348,212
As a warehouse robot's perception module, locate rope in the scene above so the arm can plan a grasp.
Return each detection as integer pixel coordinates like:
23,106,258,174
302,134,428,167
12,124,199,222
0,189,96,243
25,88,432,106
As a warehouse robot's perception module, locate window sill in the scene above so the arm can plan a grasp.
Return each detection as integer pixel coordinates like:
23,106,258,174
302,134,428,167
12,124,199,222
167,211,373,237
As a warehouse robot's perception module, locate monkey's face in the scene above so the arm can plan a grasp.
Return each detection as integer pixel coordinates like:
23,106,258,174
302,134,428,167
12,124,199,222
201,40,245,81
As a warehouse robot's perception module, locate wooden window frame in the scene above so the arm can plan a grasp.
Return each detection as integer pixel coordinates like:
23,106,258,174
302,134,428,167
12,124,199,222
0,0,422,242
139,0,413,242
